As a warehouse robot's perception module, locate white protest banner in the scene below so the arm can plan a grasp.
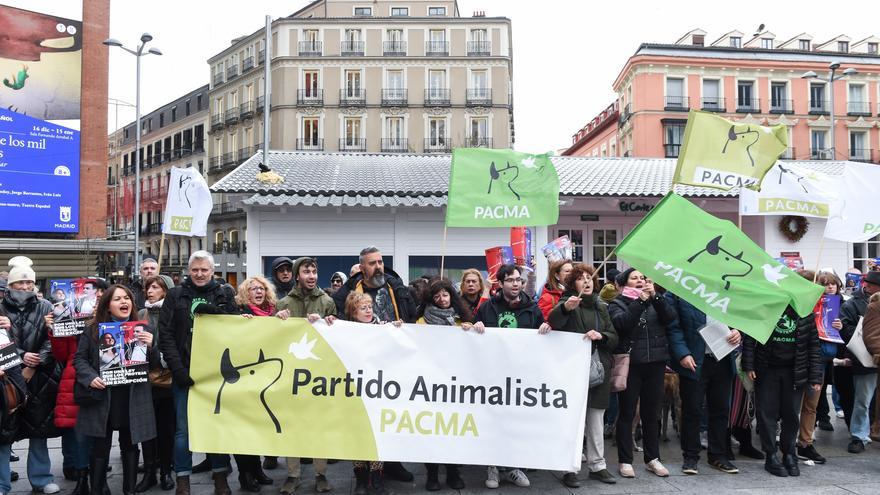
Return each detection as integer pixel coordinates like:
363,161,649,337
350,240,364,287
162,167,212,236
739,162,839,218
188,316,590,472
824,161,880,242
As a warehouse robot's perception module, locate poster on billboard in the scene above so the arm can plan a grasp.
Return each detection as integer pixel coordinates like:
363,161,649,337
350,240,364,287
49,277,97,336
0,1,82,233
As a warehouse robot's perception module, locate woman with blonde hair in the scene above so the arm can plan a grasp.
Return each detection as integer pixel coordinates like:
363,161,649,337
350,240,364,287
459,269,489,320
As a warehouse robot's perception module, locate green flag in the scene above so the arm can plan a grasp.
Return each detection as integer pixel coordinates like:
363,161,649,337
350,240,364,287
673,110,788,191
446,148,559,227
615,192,823,344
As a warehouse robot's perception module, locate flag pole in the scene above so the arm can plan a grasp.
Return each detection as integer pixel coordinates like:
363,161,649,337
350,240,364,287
157,233,166,272
439,224,448,279
813,236,826,283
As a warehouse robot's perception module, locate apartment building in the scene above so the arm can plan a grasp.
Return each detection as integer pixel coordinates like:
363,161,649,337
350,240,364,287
107,85,214,277
565,29,880,163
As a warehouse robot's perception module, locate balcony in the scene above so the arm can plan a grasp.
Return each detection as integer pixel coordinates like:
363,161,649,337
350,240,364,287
221,152,236,166
256,95,266,112
811,148,833,160
381,138,408,153
236,146,254,163
618,103,632,125
297,89,323,106
239,101,255,120
258,49,265,64
848,101,871,116
424,88,450,106
736,98,760,113
341,40,364,56
664,144,681,158
701,97,726,112
298,40,322,56
770,99,794,114
339,138,366,152
242,56,254,72
208,156,222,173
467,137,493,148
383,40,406,55
212,73,224,86
850,148,872,162
210,202,245,219
339,88,366,106
381,88,407,106
809,101,829,115
466,88,492,106
425,41,449,56
424,139,451,153
211,113,224,131
467,40,491,56
224,108,239,125
226,65,239,81
664,96,689,111
107,176,117,186
296,138,323,151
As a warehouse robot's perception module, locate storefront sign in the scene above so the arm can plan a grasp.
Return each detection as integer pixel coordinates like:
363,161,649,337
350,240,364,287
618,201,655,213
579,214,599,222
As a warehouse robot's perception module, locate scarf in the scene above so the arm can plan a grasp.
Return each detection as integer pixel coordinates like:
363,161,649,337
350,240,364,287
248,303,275,317
145,299,164,309
422,304,458,326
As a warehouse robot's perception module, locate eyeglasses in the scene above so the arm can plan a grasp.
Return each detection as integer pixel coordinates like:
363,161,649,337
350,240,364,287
503,277,524,284
248,286,266,292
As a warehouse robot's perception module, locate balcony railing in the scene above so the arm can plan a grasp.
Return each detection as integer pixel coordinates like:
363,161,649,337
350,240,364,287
850,148,872,162
467,40,491,56
299,40,322,56
256,95,266,112
258,49,265,64
339,88,366,106
424,139,451,153
237,146,254,162
424,88,450,106
341,40,364,56
296,138,323,151
381,138,408,153
213,73,224,86
848,101,871,116
809,101,829,115
664,144,681,158
208,156,221,173
383,40,406,55
467,137,493,148
770,99,793,114
664,96,689,111
339,138,366,152
211,202,245,217
239,101,255,119
425,40,449,55
466,88,492,106
618,103,632,125
211,113,224,130
381,88,407,106
224,108,239,125
222,152,236,165
226,65,239,80
811,148,833,160
701,97,726,112
242,56,254,72
297,89,323,106
736,98,760,113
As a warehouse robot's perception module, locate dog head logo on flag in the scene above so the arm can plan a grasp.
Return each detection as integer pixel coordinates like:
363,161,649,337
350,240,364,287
213,348,284,433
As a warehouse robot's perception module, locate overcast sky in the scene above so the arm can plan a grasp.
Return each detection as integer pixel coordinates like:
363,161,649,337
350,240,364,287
107,0,877,153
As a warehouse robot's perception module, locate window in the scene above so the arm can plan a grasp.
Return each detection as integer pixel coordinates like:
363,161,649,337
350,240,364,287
761,38,773,49
471,28,487,42
665,78,684,107
185,100,191,116
387,29,403,42
353,6,372,16
344,29,361,42
304,70,319,97
471,69,488,89
469,117,489,146
390,7,408,16
171,106,177,122
428,117,446,147
159,114,164,128
810,83,826,112
387,70,403,90
214,97,223,115
428,69,445,90
869,42,879,54
429,29,445,42
343,29,362,54
663,123,686,157
196,95,203,110
852,236,880,273
702,79,720,109
729,36,741,48
848,84,866,114
799,39,811,50
771,82,787,111
851,131,867,160
343,117,362,147
811,130,828,158
428,6,446,15
302,118,319,147
386,117,404,145
737,81,755,109
591,229,619,284
344,70,361,96
838,41,849,53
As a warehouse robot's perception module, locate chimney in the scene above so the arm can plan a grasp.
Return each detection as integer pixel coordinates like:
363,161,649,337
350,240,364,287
473,10,485,17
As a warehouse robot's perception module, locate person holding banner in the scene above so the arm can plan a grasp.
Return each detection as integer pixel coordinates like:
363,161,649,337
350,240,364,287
608,268,676,479
73,285,159,495
538,260,572,321
548,263,618,487
459,269,490,320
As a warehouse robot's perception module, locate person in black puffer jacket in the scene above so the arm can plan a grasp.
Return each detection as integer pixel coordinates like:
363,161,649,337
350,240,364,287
741,270,822,478
607,268,676,479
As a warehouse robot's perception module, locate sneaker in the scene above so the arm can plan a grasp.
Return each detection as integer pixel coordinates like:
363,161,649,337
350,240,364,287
561,472,580,488
503,469,530,487
485,467,499,489
708,459,739,474
618,463,635,478
848,439,865,453
836,410,845,418
646,459,669,477
279,477,299,495
681,459,698,475
817,420,834,432
797,444,826,464
315,475,330,493
34,484,60,494
588,469,617,484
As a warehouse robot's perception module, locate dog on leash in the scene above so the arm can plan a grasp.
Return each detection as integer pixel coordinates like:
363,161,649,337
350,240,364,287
661,367,682,442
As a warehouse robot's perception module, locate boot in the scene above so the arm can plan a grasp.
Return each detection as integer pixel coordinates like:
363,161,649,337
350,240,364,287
253,467,273,486
782,453,800,477
72,468,90,495
192,458,211,474
733,426,764,459
353,466,369,495
424,464,440,491
123,449,141,495
175,475,190,495
382,462,412,482
213,471,232,495
764,453,788,477
445,465,465,490
134,464,158,493
368,470,393,495
89,458,108,495
238,471,261,493
159,468,175,491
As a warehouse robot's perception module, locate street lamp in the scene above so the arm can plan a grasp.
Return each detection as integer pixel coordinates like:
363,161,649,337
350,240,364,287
801,60,857,160
104,33,162,278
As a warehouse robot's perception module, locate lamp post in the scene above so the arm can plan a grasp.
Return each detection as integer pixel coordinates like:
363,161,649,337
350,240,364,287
103,34,162,278
801,61,857,160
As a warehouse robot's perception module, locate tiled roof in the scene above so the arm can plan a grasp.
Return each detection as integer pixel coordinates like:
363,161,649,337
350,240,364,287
213,151,847,207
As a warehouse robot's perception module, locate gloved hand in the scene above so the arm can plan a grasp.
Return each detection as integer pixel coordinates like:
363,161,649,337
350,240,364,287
193,303,224,315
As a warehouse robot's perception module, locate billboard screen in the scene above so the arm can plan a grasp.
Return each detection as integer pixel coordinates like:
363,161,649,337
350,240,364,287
0,2,82,233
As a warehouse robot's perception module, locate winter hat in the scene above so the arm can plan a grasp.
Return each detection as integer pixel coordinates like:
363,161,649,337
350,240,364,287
330,271,347,284
864,271,880,287
291,257,317,280
606,268,621,285
615,267,637,287
7,256,35,285
271,256,293,274
159,274,175,290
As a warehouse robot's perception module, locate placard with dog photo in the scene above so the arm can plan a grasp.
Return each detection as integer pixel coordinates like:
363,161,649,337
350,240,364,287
98,321,149,386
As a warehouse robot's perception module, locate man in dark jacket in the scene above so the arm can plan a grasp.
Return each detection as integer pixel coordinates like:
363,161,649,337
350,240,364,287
131,257,159,310
839,270,880,453
332,246,417,324
2,256,59,493
666,294,741,475
268,257,294,300
159,251,237,495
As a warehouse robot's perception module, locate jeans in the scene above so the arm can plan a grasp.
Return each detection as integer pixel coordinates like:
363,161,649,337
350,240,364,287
173,383,230,475
679,355,733,462
616,361,665,464
61,429,90,470
605,393,619,427
26,437,55,489
0,443,11,493
851,373,878,442
832,384,842,412
755,367,801,456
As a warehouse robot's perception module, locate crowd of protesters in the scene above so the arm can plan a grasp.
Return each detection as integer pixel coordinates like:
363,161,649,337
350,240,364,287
0,251,878,495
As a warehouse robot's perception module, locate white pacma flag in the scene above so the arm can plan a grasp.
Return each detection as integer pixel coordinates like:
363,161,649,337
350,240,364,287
739,162,839,218
824,161,880,242
162,167,212,236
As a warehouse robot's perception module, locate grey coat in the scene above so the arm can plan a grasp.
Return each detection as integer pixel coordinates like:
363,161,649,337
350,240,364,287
73,324,159,443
